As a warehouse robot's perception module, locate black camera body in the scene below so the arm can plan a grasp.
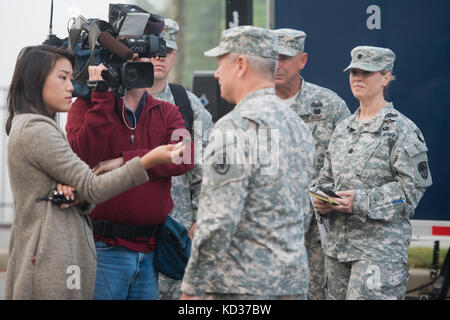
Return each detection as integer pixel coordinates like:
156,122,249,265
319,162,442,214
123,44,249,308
102,61,155,90
120,35,167,58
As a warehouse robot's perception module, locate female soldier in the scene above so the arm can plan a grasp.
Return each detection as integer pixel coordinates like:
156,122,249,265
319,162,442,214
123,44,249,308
4,45,185,299
313,46,432,300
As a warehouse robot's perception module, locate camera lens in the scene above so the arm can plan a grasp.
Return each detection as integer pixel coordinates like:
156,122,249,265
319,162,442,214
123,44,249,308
121,62,154,89
126,66,141,83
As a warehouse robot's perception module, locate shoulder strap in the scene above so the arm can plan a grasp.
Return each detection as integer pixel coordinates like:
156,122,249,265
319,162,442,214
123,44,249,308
169,83,194,136
68,16,102,83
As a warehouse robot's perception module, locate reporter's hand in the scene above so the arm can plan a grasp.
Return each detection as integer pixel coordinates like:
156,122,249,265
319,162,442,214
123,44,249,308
92,157,124,176
88,63,108,81
141,142,186,169
56,183,86,210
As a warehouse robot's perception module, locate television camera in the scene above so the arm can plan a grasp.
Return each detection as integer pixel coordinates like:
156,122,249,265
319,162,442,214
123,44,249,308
45,3,167,97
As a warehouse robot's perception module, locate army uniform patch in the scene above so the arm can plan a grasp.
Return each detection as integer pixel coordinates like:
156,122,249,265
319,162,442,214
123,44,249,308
301,114,324,122
418,161,429,179
416,130,425,143
311,101,323,108
384,119,396,125
213,153,230,175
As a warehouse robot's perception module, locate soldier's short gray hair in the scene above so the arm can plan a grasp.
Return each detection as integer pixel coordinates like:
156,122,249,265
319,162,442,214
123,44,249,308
228,53,278,81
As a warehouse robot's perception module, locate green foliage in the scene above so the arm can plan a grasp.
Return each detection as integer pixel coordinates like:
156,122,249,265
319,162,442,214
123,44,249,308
183,0,224,89
253,0,268,28
408,247,448,269
183,0,268,88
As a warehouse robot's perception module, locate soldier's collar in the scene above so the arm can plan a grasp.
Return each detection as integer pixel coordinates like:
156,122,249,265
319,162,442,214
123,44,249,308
348,103,395,133
295,77,314,116
235,87,276,111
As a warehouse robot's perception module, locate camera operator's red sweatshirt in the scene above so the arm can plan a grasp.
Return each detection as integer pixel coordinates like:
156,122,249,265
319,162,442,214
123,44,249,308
66,91,194,252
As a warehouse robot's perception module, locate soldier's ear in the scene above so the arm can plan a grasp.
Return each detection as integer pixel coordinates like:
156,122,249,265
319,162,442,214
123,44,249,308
382,72,392,86
298,52,308,71
236,55,249,78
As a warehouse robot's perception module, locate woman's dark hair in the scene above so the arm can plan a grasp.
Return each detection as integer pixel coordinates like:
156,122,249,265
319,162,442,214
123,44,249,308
5,45,75,135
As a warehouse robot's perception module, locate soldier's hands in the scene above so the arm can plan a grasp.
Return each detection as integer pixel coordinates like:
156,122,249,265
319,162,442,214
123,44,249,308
333,190,354,214
188,221,197,240
180,293,201,300
313,196,334,214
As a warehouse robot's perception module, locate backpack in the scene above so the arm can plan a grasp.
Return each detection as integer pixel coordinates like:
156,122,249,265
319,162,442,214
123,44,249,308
169,83,194,136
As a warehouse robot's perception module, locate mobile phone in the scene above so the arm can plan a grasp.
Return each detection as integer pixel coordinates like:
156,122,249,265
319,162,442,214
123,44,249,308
319,187,342,199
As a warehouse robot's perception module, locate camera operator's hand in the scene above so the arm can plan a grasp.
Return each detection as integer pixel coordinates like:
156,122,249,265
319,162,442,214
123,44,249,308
130,53,139,62
88,63,109,81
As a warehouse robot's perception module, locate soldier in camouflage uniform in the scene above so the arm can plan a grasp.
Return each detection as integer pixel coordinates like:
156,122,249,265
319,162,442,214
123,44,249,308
274,28,351,300
313,46,432,300
180,26,316,300
148,19,214,300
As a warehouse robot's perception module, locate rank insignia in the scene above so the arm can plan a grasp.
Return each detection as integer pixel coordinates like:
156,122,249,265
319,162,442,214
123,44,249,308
385,119,396,125
311,101,323,108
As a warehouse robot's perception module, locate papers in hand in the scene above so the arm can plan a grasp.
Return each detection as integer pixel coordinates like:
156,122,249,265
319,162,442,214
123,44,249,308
309,191,340,206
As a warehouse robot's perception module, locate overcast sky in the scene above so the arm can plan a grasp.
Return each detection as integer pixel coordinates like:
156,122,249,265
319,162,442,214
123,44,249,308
0,0,169,87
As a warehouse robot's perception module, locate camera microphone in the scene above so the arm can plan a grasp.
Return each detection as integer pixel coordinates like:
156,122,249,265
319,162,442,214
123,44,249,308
97,31,134,60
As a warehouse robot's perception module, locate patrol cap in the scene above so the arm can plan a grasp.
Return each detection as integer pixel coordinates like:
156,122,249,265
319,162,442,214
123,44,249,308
274,28,307,56
161,18,179,50
204,25,278,59
344,46,396,73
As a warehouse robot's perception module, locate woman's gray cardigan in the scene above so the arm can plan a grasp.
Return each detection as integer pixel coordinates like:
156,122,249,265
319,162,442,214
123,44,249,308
5,114,148,299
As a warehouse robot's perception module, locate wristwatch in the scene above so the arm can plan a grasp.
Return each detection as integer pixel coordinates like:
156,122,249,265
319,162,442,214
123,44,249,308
86,80,109,92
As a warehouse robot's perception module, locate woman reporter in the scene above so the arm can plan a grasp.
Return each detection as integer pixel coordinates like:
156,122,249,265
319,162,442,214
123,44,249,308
4,45,185,300
313,46,432,300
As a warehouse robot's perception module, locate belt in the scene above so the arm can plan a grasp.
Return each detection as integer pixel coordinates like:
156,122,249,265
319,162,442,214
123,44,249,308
91,219,161,239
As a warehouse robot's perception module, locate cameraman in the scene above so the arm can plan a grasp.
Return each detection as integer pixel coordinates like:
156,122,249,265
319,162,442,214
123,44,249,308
148,18,213,300
65,51,194,299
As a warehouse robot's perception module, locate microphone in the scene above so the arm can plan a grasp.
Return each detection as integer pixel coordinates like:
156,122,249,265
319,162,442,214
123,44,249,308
97,31,134,60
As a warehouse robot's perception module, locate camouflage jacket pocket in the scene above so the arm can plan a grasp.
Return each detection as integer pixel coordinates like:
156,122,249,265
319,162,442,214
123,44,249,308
403,142,432,188
354,140,381,177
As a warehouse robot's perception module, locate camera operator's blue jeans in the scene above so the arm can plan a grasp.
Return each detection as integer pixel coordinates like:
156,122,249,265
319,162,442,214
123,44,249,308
93,241,158,300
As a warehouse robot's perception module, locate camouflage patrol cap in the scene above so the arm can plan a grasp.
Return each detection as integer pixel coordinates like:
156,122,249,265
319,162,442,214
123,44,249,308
161,18,179,50
344,46,396,73
204,25,278,59
274,28,307,56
